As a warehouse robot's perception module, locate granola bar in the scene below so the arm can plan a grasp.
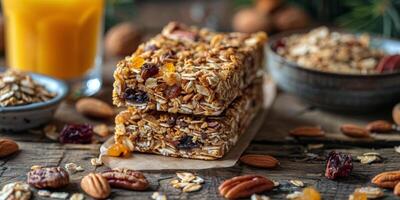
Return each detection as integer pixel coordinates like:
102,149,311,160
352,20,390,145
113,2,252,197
113,22,266,116
114,79,263,160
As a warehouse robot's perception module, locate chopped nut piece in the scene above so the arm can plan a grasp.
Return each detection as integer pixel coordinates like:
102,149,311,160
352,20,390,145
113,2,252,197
151,192,167,200
65,163,84,174
93,124,110,137
182,183,202,193
38,190,51,197
357,152,382,164
251,194,271,200
90,158,103,166
286,191,303,199
0,182,32,200
176,172,196,183
50,192,69,199
69,193,85,200
354,187,384,199
290,180,304,187
44,124,59,141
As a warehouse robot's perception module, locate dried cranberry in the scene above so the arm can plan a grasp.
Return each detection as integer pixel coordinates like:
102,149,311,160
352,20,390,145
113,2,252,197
124,88,149,104
59,124,93,144
325,151,353,180
273,39,286,51
164,85,181,99
177,135,199,149
141,63,159,80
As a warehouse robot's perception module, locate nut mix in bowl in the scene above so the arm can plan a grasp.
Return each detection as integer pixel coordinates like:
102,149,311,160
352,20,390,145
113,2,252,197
274,27,399,74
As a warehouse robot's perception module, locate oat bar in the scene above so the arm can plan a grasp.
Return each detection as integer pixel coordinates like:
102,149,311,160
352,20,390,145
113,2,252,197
114,79,263,160
113,22,266,116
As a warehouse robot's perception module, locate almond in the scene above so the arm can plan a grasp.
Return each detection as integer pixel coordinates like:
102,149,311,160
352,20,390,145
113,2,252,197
218,175,274,199
81,173,111,199
289,126,325,137
366,120,393,133
240,154,279,169
394,182,400,196
340,124,370,138
371,170,400,189
76,98,114,119
0,138,19,157
393,103,400,126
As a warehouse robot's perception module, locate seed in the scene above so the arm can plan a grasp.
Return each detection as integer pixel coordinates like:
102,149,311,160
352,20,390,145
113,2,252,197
290,179,304,187
182,183,202,193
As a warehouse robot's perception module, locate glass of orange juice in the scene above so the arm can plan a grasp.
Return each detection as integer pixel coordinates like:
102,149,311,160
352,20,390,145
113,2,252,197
2,0,104,96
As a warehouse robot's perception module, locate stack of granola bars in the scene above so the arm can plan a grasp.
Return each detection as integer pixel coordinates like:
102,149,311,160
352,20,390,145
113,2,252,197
112,22,266,160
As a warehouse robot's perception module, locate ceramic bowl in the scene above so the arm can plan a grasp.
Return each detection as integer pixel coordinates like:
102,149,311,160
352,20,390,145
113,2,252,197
0,70,68,132
267,30,400,112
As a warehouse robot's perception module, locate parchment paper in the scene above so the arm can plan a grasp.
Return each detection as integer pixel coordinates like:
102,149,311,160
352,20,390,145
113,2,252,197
100,77,276,170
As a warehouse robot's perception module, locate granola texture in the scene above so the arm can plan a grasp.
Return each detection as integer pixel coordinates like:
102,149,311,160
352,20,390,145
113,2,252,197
113,22,266,116
114,79,263,160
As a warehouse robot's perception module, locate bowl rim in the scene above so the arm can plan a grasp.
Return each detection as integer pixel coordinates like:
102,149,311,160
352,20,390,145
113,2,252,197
0,70,69,113
267,27,400,78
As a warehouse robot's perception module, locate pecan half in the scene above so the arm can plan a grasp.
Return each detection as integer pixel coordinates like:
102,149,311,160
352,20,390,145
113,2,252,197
27,167,69,189
366,120,393,133
340,124,370,138
218,175,274,199
81,173,111,199
240,154,279,169
102,168,149,191
371,170,400,189
395,182,400,196
289,126,325,137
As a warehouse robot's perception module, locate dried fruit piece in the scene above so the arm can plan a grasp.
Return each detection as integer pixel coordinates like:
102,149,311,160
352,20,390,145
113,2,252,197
302,187,321,200
376,54,400,72
27,167,69,189
349,192,367,200
130,57,145,69
141,63,159,80
176,135,199,149
325,151,353,180
124,88,149,104
366,120,393,133
218,175,274,199
393,103,400,126
289,126,325,137
354,187,384,199
371,170,400,188
106,143,130,157
164,84,181,99
394,182,400,196
0,182,32,200
240,154,279,169
0,138,19,157
59,124,93,144
102,168,149,191
81,173,111,199
340,124,370,138
75,98,114,119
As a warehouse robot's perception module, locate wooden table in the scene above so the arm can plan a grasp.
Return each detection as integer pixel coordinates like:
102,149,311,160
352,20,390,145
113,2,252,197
1,60,400,199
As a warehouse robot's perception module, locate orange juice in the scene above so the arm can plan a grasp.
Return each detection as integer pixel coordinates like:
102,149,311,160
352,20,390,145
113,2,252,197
2,0,104,80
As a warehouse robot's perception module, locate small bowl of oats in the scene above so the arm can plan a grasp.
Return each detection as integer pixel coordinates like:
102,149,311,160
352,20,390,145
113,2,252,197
267,27,400,112
0,69,68,131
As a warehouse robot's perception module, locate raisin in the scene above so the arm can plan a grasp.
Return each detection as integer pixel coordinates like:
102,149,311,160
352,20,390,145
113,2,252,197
141,63,159,80
325,151,353,180
59,124,93,144
166,115,177,126
164,85,181,99
124,88,149,104
177,135,199,149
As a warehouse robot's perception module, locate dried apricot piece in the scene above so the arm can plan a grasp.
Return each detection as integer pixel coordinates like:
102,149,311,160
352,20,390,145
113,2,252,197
130,57,145,69
301,187,321,200
106,143,130,157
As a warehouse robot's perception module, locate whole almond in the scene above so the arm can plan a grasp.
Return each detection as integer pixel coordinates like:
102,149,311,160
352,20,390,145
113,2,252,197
76,98,114,119
371,170,400,189
81,173,111,199
240,154,279,169
366,120,393,133
218,175,274,199
394,182,400,196
393,103,400,126
289,126,324,137
340,124,370,138
0,138,19,157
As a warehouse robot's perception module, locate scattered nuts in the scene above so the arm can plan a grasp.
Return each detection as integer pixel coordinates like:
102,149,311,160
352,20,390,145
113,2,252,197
69,193,85,200
290,179,304,187
44,124,59,141
176,172,196,183
170,172,204,192
289,126,325,137
251,194,271,200
182,183,202,193
75,98,114,119
81,173,111,199
151,192,167,200
218,175,274,199
50,192,69,199
357,152,382,164
0,138,19,157
371,170,400,188
392,102,400,126
65,163,84,174
27,167,69,189
0,182,31,200
93,124,110,137
91,157,103,166
354,187,384,199
240,154,280,169
102,168,149,191
340,124,370,138
394,182,400,196
366,120,393,133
